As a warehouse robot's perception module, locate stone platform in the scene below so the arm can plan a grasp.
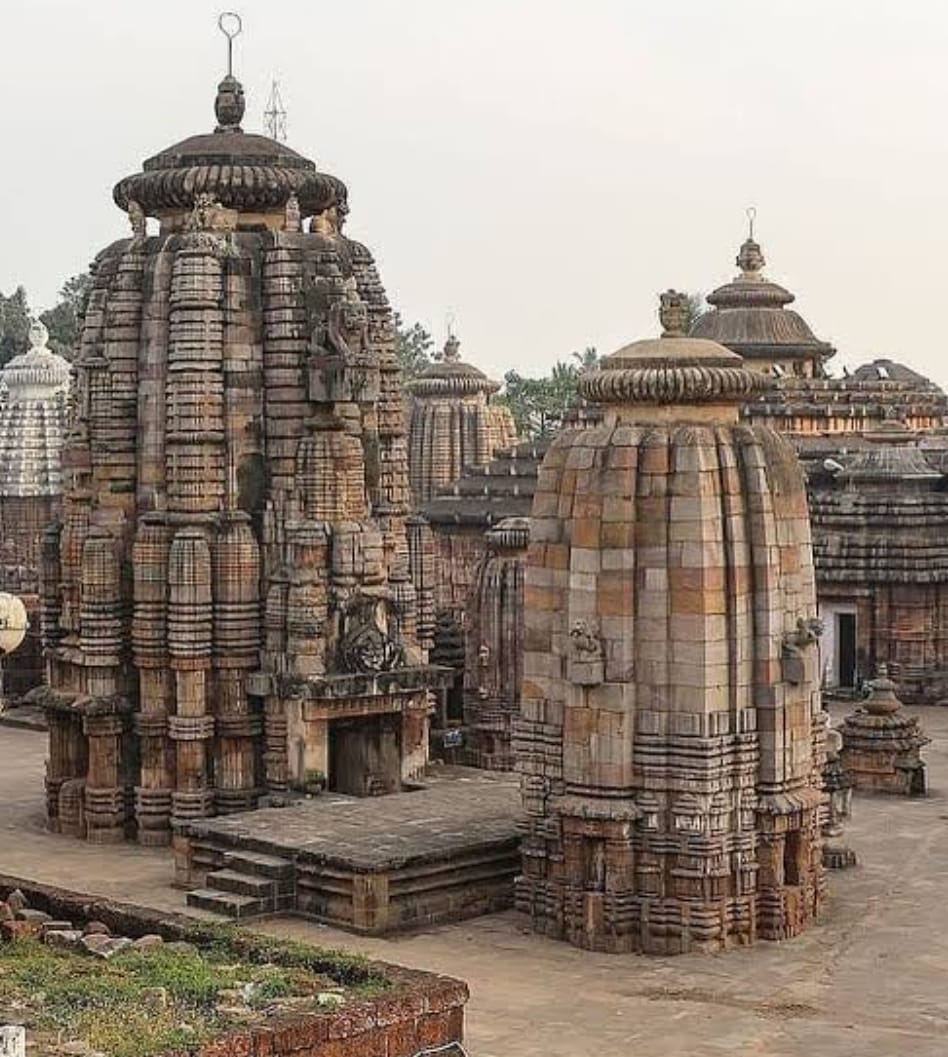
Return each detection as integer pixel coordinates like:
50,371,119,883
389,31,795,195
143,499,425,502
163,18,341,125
176,767,522,934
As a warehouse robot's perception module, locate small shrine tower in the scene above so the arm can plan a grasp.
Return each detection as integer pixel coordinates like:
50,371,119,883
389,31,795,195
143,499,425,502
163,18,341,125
407,334,516,505
516,291,826,953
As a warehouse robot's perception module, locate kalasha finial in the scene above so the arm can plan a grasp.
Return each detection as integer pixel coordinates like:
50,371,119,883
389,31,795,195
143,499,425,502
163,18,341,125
658,290,689,338
442,334,462,363
215,13,245,132
736,207,765,276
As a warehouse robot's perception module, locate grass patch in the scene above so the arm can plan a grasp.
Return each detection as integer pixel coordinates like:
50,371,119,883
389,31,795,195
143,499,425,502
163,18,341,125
0,934,390,1057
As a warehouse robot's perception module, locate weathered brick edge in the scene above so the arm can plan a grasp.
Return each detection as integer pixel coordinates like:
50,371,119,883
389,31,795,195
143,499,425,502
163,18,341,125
0,874,468,1057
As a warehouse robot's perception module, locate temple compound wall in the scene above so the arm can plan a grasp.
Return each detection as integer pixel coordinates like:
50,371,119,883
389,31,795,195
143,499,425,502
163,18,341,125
41,71,445,845
515,292,826,954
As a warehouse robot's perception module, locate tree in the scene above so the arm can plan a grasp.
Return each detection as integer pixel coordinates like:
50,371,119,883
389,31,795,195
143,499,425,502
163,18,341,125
0,287,32,368
571,346,599,373
500,359,584,440
40,271,93,359
394,312,434,382
684,292,707,333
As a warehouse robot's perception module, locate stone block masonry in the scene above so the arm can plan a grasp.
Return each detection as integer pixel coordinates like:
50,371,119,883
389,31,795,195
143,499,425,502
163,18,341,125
516,291,826,954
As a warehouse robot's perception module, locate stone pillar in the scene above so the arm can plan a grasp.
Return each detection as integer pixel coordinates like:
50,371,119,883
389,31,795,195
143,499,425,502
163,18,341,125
168,528,215,822
213,513,262,813
82,709,127,843
132,515,174,845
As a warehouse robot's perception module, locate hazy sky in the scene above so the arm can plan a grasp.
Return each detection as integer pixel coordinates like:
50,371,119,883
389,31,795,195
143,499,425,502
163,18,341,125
3,0,948,388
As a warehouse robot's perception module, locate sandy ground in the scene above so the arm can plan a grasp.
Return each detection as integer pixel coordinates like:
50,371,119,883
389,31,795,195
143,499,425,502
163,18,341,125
2,704,947,1056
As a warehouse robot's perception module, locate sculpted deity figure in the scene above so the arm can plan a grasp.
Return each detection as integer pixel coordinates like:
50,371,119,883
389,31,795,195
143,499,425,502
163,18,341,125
127,200,147,240
284,194,302,233
309,204,339,237
570,619,603,659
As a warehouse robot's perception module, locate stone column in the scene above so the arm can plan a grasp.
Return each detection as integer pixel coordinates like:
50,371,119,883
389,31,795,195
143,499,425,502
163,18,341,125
82,709,127,843
168,528,215,822
213,513,262,813
132,515,174,844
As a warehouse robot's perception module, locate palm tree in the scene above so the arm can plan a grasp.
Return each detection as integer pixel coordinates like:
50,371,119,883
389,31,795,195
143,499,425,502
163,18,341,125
571,346,599,373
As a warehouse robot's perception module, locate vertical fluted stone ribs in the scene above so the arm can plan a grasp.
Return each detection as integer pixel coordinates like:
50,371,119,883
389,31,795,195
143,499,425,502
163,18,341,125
517,413,824,954
167,245,225,514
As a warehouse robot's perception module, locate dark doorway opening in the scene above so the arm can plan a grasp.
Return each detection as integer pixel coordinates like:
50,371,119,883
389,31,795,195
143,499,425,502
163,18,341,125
329,714,401,797
837,612,857,688
784,829,803,887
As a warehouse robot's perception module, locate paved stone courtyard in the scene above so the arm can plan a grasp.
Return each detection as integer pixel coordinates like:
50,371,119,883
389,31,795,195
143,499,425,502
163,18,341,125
3,705,948,1055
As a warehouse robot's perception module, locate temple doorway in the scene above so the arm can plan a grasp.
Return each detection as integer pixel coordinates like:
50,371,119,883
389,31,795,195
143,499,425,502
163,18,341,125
819,604,858,690
837,613,857,689
328,714,401,797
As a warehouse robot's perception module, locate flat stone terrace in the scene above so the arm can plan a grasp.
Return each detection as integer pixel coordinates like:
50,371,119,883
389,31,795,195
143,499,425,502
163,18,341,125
179,767,520,870
177,768,522,933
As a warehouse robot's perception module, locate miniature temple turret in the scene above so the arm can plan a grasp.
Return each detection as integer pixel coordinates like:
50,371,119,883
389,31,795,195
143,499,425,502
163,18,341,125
840,665,928,795
0,321,70,696
516,291,826,954
42,43,446,844
691,222,835,378
407,334,516,505
463,517,528,770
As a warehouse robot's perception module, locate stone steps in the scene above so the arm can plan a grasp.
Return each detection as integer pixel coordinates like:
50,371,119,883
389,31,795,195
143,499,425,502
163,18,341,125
186,888,266,919
223,849,295,880
186,849,296,920
205,869,277,900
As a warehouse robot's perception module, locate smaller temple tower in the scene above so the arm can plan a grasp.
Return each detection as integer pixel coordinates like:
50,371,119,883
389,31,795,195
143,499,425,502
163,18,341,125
407,335,516,506
463,516,528,770
0,321,70,695
691,223,835,378
516,291,826,954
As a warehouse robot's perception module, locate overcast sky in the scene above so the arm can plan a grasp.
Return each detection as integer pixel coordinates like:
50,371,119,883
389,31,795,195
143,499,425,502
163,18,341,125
2,0,947,387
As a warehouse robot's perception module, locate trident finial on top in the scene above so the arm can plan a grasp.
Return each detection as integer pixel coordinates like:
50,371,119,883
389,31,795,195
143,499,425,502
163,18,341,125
746,205,757,241
218,12,242,77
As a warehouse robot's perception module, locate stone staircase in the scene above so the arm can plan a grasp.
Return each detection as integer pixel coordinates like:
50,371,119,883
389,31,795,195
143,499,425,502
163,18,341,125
186,850,295,920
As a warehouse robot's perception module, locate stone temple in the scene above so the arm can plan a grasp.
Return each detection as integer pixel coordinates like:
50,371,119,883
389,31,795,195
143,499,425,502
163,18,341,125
407,334,516,506
41,67,445,845
0,320,70,697
516,291,826,953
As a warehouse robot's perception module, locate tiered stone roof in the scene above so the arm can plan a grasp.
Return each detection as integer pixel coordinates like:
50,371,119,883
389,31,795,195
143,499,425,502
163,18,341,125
691,233,835,375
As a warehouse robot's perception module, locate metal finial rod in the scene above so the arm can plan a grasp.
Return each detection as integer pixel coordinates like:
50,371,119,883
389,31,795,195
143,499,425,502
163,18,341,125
746,205,757,240
445,310,457,339
218,12,243,77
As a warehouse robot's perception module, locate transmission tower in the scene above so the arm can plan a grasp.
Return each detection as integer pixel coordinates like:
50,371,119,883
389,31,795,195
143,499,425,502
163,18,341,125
264,79,288,142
